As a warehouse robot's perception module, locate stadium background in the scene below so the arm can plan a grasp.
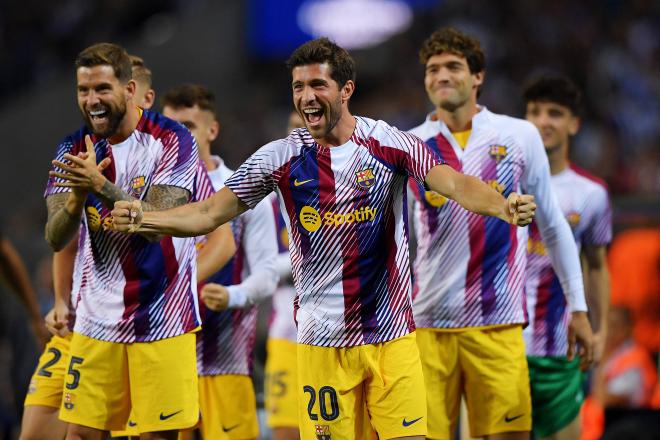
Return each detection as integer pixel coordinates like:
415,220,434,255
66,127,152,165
0,0,658,438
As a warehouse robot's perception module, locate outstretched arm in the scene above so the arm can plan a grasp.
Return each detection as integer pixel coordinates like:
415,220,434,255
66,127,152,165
111,186,249,237
424,164,536,225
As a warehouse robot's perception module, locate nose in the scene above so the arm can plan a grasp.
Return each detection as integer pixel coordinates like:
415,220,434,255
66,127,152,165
301,85,317,105
85,90,101,108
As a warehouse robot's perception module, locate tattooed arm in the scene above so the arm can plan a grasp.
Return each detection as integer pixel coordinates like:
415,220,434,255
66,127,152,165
45,192,87,251
51,135,191,240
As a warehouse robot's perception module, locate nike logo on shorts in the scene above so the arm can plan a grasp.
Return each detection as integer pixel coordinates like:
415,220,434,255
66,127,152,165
294,179,314,187
402,416,423,427
160,410,182,420
128,420,137,427
222,424,239,432
504,413,524,423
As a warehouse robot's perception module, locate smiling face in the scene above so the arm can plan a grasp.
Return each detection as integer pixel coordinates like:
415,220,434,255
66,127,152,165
291,63,351,140
525,100,579,152
76,65,134,138
424,52,483,113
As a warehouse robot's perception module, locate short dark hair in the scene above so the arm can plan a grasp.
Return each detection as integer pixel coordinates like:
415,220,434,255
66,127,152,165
523,75,582,115
161,84,217,118
419,27,485,74
75,43,132,83
285,37,356,87
129,55,152,88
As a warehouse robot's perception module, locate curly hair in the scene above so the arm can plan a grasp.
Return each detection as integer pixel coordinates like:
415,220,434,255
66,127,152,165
419,27,485,74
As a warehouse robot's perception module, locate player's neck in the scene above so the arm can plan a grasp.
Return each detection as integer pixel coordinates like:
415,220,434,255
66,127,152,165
108,105,141,144
548,143,570,175
316,112,356,148
434,101,478,133
200,150,217,171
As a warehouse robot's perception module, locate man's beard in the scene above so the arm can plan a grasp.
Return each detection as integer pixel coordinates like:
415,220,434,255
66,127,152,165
83,101,127,138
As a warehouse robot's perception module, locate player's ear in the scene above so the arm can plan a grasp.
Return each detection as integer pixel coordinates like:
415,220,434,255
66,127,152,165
341,80,355,103
142,89,156,110
208,120,220,143
125,79,137,101
568,116,580,136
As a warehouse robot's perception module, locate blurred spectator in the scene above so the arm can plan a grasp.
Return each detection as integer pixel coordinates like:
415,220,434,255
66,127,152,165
608,228,660,352
599,307,658,409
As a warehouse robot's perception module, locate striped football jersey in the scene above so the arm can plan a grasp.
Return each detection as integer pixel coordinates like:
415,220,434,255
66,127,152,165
409,107,586,329
196,156,279,376
225,116,441,347
525,165,611,356
45,109,205,343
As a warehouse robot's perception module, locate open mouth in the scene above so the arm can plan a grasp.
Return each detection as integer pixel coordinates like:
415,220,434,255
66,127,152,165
302,107,323,125
88,107,109,123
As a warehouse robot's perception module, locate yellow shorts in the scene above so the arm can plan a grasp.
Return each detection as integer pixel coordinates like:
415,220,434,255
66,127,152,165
59,331,199,433
416,325,532,439
265,338,298,429
198,374,259,440
297,332,427,440
24,334,72,408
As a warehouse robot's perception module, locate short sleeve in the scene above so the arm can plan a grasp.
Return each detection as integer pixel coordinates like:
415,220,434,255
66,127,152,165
225,140,288,209
150,128,199,194
583,186,612,246
44,136,76,198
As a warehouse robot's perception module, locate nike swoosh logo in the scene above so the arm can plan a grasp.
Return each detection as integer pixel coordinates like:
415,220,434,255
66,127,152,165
159,410,182,420
128,421,137,427
402,416,423,427
222,424,239,432
294,178,314,187
504,414,524,423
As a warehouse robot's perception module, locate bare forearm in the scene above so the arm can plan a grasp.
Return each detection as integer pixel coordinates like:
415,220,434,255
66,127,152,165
52,239,76,306
139,187,247,237
425,165,509,222
0,240,41,320
586,266,610,333
453,175,510,221
45,193,85,251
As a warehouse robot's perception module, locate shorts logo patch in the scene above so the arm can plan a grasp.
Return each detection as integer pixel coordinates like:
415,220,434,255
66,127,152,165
402,416,423,427
222,424,239,433
355,168,376,189
315,424,331,439
160,410,182,420
63,392,75,410
128,420,137,427
28,380,37,395
504,413,524,423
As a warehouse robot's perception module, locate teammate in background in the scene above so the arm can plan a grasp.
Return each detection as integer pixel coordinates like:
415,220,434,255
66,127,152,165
20,54,167,440
110,38,536,440
0,231,48,346
264,111,305,440
42,43,226,440
407,28,593,440
161,84,279,440
523,75,612,440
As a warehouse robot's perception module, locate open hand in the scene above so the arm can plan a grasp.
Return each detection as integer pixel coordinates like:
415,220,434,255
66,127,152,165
50,135,111,194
